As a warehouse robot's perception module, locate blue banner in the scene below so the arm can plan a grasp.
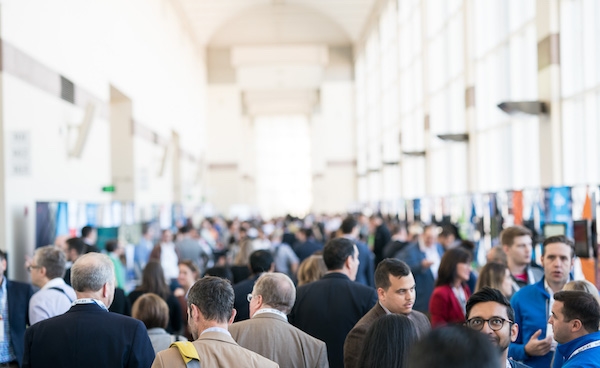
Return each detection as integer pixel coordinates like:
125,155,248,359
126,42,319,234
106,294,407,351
546,187,573,238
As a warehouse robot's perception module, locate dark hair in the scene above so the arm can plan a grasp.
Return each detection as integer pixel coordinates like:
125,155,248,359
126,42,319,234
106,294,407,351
408,326,500,368
542,235,575,258
179,225,191,234
0,249,6,261
554,290,600,333
475,263,508,293
500,226,532,247
340,216,357,235
323,238,355,271
439,225,456,239
137,261,171,300
105,240,118,253
66,237,86,255
466,286,514,322
357,314,417,368
179,259,200,276
375,258,411,290
187,276,234,323
249,250,274,274
203,266,234,283
436,247,472,287
81,225,94,238
132,293,169,329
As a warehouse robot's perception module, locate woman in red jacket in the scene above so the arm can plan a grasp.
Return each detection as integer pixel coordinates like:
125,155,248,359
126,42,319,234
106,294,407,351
429,247,472,327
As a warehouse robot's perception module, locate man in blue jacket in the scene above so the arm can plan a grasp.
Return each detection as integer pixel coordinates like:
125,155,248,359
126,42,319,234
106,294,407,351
0,250,34,368
549,290,600,368
509,235,575,368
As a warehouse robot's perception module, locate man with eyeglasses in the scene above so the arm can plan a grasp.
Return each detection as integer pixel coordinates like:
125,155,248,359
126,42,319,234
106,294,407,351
0,250,33,368
28,245,76,325
465,287,531,368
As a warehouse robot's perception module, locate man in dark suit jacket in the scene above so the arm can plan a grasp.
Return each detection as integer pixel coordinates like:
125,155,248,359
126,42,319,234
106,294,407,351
230,272,328,367
23,253,154,368
233,250,274,322
339,216,375,287
289,238,377,368
0,250,34,367
343,259,431,368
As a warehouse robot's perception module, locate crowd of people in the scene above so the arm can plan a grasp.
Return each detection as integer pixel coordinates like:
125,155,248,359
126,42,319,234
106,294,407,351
0,214,599,368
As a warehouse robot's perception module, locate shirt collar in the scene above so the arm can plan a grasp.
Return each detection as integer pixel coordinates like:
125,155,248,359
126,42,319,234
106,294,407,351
42,277,68,290
201,327,231,337
253,308,288,321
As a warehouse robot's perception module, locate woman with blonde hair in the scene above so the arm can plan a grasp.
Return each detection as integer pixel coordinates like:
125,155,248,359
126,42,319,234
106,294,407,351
475,262,513,298
562,279,600,303
297,254,327,286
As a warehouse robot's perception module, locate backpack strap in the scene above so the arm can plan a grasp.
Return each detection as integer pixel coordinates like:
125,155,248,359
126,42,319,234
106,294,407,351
49,287,74,303
170,341,201,368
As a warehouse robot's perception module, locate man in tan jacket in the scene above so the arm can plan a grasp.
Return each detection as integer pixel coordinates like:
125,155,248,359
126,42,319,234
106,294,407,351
151,276,278,368
230,272,329,367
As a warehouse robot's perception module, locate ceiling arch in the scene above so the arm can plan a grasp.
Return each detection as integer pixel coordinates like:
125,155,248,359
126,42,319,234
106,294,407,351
174,0,375,46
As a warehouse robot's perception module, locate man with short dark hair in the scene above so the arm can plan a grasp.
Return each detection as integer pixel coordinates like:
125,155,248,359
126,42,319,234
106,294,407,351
0,250,33,368
339,216,374,287
81,225,99,253
289,238,377,368
63,237,86,286
233,249,274,322
23,253,154,368
500,226,543,294
549,290,600,368
509,235,575,368
230,273,328,367
152,276,278,368
343,258,430,368
465,287,530,368
28,245,76,325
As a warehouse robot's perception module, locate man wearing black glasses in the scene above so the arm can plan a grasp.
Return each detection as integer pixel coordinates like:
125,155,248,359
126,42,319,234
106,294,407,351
465,287,531,368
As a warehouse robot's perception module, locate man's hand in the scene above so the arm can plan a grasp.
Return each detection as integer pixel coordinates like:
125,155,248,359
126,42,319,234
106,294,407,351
524,329,553,356
421,259,434,269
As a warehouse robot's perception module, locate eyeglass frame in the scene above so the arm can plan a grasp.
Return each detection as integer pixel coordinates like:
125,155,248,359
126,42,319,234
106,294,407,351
27,265,42,272
465,317,514,331
246,293,253,303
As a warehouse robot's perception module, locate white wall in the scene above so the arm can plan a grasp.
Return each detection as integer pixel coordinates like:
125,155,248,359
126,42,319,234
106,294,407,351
0,0,207,280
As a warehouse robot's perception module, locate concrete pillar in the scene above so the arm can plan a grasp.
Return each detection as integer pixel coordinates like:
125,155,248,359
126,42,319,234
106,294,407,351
537,0,563,187
110,86,134,201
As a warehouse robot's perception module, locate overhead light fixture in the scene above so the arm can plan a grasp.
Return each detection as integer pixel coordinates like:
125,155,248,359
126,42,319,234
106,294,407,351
497,101,548,116
383,161,400,166
437,133,469,142
402,150,426,157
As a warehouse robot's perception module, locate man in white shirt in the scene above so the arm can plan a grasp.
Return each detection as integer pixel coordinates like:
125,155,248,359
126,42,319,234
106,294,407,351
28,245,76,324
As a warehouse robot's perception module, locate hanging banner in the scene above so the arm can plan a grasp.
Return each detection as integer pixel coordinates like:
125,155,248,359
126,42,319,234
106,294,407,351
513,190,524,225
545,186,573,238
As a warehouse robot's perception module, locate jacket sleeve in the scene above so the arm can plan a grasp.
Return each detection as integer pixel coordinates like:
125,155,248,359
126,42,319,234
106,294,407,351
344,324,366,368
508,293,527,361
398,245,426,275
428,287,449,327
22,326,33,368
130,321,157,368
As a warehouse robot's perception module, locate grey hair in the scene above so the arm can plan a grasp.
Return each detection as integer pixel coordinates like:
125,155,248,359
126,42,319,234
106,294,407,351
34,245,67,279
253,272,296,314
71,253,115,292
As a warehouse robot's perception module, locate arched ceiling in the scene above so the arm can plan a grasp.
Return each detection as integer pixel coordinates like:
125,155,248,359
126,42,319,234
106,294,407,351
173,0,376,46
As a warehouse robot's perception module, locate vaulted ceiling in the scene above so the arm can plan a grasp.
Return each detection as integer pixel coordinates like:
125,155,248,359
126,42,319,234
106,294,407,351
174,0,377,46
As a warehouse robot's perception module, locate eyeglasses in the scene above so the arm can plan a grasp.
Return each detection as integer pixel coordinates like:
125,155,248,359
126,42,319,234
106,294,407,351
27,265,42,272
247,293,253,302
466,317,513,331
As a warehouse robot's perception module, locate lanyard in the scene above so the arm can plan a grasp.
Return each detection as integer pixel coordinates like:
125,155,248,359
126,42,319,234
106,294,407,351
568,340,600,360
72,298,108,311
253,308,288,321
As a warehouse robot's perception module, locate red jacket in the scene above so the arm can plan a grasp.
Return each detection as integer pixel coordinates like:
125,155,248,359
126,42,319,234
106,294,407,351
429,284,471,327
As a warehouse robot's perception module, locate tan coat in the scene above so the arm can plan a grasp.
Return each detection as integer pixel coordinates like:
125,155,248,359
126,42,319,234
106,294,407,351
230,312,329,368
151,331,279,368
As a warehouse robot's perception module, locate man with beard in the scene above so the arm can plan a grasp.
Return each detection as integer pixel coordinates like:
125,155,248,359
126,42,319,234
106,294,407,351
465,287,531,368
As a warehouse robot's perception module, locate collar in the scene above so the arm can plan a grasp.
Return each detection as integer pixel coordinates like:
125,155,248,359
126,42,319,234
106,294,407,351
147,327,168,335
72,298,109,311
557,331,600,361
42,277,68,290
201,327,231,337
379,301,392,315
253,308,288,321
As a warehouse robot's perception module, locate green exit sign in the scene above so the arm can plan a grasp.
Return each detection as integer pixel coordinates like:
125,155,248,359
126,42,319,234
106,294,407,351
102,185,116,193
